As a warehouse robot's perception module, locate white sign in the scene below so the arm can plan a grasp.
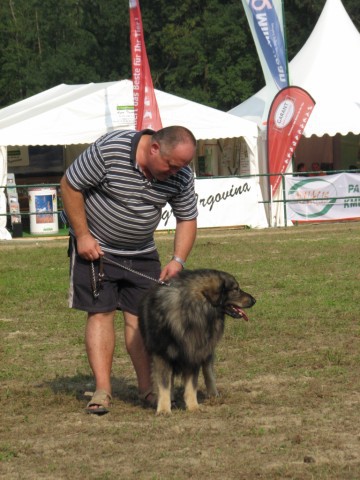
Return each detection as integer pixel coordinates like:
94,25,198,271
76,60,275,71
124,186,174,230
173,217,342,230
157,177,261,230
285,173,360,224
115,106,135,126
7,146,29,167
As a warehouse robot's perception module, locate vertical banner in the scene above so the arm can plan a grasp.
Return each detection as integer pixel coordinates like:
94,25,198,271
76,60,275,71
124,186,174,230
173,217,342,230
267,86,315,196
129,0,162,130
241,0,288,90
0,146,10,238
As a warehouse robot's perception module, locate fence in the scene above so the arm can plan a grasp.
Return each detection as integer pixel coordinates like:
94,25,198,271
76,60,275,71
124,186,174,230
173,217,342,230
1,169,360,237
1,182,63,237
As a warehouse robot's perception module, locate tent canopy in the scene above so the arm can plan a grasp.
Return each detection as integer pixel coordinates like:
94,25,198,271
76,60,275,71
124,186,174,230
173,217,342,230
229,0,360,137
0,79,258,146
0,80,263,239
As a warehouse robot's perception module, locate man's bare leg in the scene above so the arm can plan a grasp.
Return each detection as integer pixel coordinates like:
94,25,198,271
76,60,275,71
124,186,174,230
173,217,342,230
123,311,153,400
85,310,116,409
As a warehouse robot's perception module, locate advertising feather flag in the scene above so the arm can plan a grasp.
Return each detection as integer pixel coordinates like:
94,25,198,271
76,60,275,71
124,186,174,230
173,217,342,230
129,0,162,130
241,0,288,91
267,86,315,196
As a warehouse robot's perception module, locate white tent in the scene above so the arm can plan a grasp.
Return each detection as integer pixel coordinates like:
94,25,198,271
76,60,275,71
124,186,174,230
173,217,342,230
0,79,261,238
228,0,360,226
0,79,258,144
229,0,360,138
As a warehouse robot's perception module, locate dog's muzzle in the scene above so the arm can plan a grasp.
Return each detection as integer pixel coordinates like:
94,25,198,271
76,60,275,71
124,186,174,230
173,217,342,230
224,296,256,320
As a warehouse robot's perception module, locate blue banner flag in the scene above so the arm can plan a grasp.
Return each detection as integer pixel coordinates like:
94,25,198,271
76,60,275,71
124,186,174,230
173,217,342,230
241,0,288,90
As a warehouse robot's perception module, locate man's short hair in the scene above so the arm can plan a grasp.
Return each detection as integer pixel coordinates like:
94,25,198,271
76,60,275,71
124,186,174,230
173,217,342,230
152,126,196,153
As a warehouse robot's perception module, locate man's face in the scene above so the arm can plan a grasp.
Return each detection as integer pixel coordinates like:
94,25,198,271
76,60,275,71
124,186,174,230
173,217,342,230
147,141,195,181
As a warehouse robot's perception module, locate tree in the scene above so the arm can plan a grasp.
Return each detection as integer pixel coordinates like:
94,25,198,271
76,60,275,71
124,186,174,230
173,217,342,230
0,0,131,107
0,0,359,110
140,0,264,109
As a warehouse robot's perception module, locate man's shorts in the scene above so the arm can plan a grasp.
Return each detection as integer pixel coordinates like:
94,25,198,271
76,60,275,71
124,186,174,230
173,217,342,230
68,238,161,315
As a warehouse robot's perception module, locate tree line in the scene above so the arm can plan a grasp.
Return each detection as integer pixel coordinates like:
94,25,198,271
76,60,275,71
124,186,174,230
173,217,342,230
0,0,359,111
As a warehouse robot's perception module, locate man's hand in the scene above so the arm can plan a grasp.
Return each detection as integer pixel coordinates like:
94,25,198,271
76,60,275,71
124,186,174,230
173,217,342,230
159,259,183,282
76,232,104,261
60,176,104,261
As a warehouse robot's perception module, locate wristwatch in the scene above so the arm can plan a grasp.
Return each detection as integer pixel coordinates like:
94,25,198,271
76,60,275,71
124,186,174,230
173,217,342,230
172,255,186,268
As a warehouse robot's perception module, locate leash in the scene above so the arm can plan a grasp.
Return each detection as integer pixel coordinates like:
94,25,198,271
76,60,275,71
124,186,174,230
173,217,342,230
90,259,105,299
90,254,170,299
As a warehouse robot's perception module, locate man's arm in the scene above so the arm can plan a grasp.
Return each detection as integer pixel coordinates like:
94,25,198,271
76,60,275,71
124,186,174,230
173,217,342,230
159,218,197,281
60,175,103,260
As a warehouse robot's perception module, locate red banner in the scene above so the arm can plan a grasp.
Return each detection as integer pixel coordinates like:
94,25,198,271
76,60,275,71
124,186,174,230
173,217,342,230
129,0,162,130
267,86,315,196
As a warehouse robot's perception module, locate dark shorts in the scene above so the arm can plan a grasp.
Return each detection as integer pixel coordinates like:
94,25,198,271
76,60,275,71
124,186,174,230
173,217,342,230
68,238,161,315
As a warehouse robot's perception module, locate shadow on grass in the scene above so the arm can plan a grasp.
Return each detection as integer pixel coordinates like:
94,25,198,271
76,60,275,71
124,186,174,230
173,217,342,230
41,374,215,411
41,373,142,406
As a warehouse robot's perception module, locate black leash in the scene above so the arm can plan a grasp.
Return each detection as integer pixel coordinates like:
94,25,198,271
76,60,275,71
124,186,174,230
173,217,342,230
90,255,170,299
90,258,105,299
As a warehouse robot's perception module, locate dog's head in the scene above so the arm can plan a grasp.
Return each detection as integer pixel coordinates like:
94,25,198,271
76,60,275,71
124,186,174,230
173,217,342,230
201,270,256,321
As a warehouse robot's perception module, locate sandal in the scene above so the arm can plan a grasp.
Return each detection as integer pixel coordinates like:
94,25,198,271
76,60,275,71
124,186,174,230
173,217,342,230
85,389,112,415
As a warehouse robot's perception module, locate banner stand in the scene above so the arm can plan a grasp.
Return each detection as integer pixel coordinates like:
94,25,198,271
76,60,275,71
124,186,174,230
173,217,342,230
267,86,315,198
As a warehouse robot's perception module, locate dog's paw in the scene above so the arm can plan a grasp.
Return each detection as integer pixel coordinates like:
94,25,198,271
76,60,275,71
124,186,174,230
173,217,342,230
156,408,172,416
206,389,220,398
188,405,206,414
186,401,202,412
207,394,225,407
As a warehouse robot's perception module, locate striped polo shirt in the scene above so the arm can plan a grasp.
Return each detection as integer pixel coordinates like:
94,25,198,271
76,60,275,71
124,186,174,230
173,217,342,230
64,129,198,256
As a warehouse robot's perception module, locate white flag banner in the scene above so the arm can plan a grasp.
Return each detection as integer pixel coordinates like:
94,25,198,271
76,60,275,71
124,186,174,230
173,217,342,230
157,177,262,230
241,0,288,91
285,173,360,224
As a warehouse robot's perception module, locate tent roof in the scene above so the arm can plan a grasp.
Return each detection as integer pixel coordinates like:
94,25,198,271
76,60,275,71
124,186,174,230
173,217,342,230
229,0,360,137
0,79,257,146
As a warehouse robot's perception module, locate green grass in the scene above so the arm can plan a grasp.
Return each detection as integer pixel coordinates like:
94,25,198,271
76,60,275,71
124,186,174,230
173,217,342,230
0,223,359,479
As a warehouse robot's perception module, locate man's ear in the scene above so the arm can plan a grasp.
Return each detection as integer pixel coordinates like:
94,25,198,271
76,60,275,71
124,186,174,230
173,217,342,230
150,141,161,155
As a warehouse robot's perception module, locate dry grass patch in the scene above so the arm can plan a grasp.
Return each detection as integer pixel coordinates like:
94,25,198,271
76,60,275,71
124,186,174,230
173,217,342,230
0,223,359,479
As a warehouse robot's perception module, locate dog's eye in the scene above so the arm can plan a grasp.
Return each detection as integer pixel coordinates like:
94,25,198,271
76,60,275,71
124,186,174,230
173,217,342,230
231,285,240,291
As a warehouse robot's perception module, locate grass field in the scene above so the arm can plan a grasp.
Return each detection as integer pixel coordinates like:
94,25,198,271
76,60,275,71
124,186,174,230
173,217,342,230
0,223,359,479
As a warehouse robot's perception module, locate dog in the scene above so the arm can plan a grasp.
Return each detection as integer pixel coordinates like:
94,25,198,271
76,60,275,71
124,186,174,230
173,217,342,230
138,269,256,414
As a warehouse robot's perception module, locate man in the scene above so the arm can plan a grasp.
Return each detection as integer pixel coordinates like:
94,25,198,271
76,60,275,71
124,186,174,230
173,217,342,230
60,126,198,414
309,162,326,176
295,163,307,176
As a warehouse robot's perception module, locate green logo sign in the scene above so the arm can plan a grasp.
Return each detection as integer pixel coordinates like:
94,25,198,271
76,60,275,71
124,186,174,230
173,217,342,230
287,178,338,218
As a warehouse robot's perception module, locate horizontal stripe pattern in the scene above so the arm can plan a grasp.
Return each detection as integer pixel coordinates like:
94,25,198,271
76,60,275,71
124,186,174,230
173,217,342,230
64,130,198,255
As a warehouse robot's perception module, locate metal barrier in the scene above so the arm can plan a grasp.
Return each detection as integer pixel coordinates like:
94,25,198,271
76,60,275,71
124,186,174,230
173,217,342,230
1,183,64,237
1,169,360,235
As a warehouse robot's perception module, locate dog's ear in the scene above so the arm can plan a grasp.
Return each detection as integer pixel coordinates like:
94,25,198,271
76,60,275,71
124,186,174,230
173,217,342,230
201,272,239,307
202,280,227,307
